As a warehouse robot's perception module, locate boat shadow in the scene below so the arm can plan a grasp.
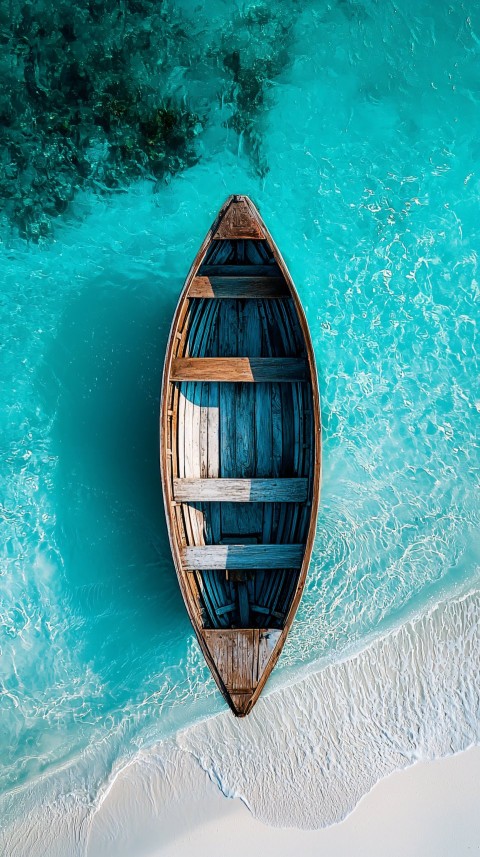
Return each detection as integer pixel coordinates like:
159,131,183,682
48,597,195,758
44,274,191,672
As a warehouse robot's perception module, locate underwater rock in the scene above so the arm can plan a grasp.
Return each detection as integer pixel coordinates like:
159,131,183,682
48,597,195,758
0,0,203,239
0,0,302,239
218,4,296,178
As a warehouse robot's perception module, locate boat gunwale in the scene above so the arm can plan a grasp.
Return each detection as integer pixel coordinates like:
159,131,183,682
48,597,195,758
159,194,322,716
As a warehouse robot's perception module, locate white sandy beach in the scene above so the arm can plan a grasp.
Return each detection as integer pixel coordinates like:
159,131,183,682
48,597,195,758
86,593,480,857
88,745,480,857
2,591,477,857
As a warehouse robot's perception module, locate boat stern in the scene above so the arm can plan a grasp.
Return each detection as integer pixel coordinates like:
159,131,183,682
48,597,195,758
202,628,282,717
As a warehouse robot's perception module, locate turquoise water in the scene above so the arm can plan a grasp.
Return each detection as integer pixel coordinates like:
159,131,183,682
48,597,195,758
1,0,479,840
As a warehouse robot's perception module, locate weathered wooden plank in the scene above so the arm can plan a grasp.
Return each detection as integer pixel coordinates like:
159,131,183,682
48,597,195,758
218,301,238,536
259,312,284,611
199,265,280,277
251,604,284,620
205,239,233,266
281,384,295,474
271,383,283,477
216,602,236,617
237,583,250,629
207,382,221,543
173,478,308,502
188,384,201,479
171,357,308,382
235,628,252,690
234,301,263,535
268,300,296,605
213,199,265,240
203,629,238,690
235,335,256,484
258,629,282,675
175,304,195,554
193,304,219,551
201,570,224,625
246,240,270,265
237,239,245,263
250,628,259,684
255,301,274,549
199,382,208,478
182,544,304,570
204,627,280,661
185,303,206,549
189,277,288,299
202,626,282,713
254,384,273,479
282,295,306,355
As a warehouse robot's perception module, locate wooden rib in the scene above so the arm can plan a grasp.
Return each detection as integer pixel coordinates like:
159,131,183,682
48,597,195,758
189,276,288,298
216,602,236,616
182,544,304,570
173,478,308,503
204,239,233,265
171,358,308,382
246,240,270,264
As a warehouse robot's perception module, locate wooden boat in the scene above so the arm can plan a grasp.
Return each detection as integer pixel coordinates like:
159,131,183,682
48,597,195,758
160,195,321,716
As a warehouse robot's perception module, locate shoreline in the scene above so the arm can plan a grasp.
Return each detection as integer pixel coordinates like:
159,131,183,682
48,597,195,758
2,588,478,856
87,589,480,853
88,745,480,857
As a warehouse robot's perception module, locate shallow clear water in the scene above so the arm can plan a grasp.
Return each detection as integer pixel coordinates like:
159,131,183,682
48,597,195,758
1,0,479,838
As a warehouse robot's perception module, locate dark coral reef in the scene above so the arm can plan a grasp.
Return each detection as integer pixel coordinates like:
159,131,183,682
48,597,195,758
0,0,297,239
218,5,295,179
0,0,204,239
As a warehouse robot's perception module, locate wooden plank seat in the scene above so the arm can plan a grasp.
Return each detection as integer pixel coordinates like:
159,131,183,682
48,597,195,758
173,477,308,503
181,544,304,570
189,276,289,298
199,265,281,277
171,357,308,382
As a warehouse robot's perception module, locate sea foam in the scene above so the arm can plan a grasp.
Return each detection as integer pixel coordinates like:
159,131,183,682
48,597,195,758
2,588,478,856
174,588,480,828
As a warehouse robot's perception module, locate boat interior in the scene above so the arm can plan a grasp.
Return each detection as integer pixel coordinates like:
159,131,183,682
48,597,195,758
165,237,315,631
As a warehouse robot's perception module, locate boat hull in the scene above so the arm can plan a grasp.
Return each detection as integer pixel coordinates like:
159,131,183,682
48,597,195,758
160,196,321,716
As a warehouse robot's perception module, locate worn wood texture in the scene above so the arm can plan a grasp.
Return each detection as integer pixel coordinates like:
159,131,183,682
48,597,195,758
218,299,240,537
213,199,266,240
199,264,280,277
171,357,308,382
182,544,304,570
202,629,281,714
160,194,321,717
189,276,288,298
173,478,308,502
